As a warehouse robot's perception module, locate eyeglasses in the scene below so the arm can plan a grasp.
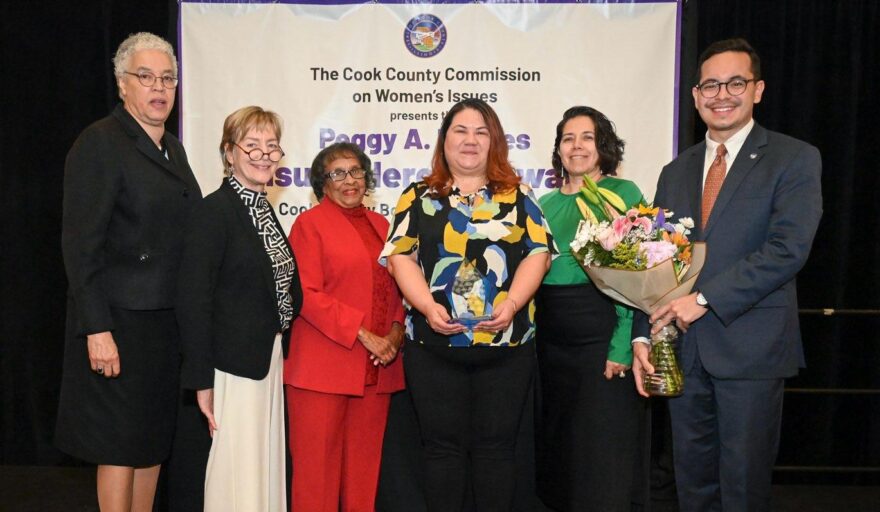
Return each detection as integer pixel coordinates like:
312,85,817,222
695,78,757,98
326,168,366,181
124,71,179,89
234,143,285,162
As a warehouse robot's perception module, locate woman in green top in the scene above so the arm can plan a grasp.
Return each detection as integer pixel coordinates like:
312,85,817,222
535,106,649,511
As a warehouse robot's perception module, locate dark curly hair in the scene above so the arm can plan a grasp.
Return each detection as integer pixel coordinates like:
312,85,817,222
309,142,376,200
551,106,625,184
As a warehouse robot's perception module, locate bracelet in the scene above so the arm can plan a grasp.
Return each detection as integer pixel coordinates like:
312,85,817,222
506,297,519,311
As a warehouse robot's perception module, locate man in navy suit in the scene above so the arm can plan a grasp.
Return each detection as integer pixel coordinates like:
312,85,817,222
632,38,822,511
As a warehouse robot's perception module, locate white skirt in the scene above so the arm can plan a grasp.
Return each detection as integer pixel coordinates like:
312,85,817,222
204,334,286,512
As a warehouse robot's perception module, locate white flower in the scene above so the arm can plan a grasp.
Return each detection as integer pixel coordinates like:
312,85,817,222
679,217,694,229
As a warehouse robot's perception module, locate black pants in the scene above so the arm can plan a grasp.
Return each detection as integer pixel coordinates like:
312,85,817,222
534,284,650,511
404,342,535,512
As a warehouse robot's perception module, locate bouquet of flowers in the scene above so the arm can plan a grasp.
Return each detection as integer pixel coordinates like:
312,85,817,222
569,177,706,396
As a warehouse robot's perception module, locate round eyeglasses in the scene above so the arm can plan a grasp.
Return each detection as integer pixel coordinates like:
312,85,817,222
124,71,179,89
234,143,285,162
695,78,757,98
326,168,366,181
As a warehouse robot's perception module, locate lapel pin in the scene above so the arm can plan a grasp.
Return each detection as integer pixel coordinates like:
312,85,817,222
750,153,757,159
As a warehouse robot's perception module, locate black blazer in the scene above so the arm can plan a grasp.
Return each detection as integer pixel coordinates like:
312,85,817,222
176,180,303,390
62,104,203,335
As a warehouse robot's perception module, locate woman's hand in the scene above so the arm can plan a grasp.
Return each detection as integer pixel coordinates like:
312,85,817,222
603,360,632,380
474,298,517,333
86,331,121,378
358,328,398,366
425,302,467,336
196,388,217,437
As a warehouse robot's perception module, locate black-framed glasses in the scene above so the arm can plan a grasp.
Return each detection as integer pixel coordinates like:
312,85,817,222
234,143,285,162
326,168,366,181
124,71,179,88
695,78,757,98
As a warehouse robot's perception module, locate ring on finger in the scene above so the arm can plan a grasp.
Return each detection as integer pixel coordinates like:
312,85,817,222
618,370,626,378
96,367,104,375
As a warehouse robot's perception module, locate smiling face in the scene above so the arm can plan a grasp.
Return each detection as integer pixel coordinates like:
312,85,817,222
322,156,366,208
118,49,176,131
558,115,601,180
694,50,765,142
443,108,490,179
226,127,280,192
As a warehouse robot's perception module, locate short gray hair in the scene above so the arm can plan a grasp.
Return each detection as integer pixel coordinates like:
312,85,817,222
113,32,177,80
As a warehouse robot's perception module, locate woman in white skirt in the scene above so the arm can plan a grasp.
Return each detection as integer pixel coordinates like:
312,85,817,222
176,106,302,511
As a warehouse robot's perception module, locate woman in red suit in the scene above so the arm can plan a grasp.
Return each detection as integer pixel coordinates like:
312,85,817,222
285,142,405,511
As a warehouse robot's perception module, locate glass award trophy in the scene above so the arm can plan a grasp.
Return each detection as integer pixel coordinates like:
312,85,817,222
447,259,493,328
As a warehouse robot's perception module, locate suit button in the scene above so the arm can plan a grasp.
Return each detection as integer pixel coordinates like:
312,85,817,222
139,253,150,262
183,189,189,197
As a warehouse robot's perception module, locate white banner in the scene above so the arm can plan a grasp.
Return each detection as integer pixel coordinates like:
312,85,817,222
180,1,680,231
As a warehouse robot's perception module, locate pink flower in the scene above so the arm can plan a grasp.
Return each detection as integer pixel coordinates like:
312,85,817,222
612,216,632,237
632,216,653,234
641,241,678,268
597,225,625,251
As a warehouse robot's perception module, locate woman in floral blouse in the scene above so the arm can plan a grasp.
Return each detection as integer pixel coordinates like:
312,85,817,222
381,98,555,511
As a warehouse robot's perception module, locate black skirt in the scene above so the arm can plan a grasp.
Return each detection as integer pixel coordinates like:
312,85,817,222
534,284,649,512
55,301,180,466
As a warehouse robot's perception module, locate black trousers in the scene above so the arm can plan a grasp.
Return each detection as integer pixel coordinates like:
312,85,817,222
404,342,535,512
535,284,650,512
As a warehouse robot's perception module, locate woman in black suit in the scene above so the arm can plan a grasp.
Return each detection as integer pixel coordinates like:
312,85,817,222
176,106,302,511
56,32,202,511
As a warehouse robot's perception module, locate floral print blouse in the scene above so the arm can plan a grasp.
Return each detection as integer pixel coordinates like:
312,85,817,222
380,181,556,347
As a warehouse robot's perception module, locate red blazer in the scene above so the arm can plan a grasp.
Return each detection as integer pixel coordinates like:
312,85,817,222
284,199,405,396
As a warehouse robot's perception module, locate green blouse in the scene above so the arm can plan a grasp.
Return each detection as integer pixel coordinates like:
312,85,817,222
538,177,645,365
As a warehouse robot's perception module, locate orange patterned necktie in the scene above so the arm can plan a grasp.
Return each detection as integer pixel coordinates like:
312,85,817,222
701,143,727,229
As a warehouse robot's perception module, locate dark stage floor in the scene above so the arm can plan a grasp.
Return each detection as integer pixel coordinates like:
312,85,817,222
1,465,879,511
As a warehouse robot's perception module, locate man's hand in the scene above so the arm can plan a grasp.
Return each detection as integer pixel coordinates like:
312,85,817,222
650,292,708,334
632,342,654,398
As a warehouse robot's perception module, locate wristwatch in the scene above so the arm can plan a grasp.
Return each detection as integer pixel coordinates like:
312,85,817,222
695,292,709,307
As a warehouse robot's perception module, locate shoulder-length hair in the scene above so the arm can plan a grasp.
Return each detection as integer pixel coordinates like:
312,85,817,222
424,98,520,198
551,106,625,184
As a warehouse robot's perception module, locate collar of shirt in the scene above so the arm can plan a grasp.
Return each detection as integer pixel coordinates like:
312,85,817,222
449,183,490,209
227,175,269,209
702,118,755,187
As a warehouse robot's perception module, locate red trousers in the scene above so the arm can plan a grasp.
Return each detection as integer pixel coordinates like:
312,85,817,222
287,385,391,512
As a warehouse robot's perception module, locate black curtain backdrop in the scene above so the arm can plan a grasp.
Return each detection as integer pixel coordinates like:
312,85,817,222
1,0,878,490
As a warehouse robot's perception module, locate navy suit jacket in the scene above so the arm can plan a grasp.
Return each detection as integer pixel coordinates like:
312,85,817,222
637,123,822,379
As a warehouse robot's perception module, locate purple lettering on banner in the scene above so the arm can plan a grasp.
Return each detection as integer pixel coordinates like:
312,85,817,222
275,167,292,187
383,167,401,188
319,128,335,148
